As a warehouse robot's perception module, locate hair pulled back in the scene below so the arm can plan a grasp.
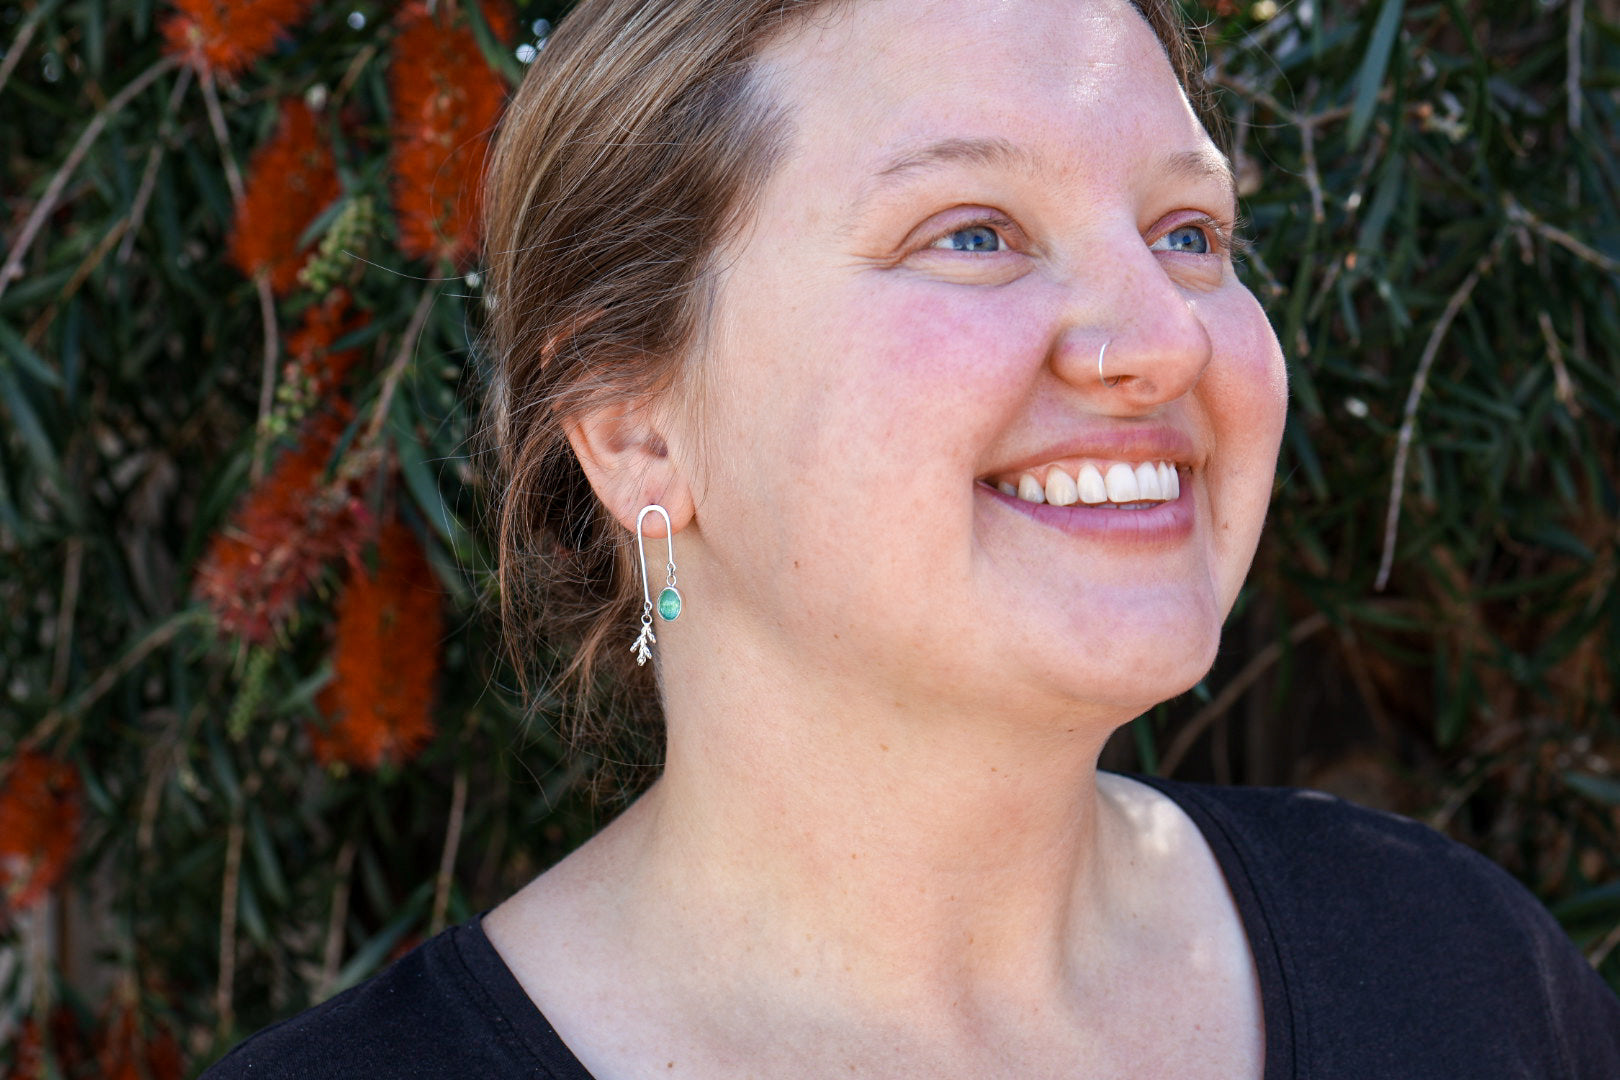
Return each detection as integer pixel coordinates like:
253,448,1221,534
481,0,1215,793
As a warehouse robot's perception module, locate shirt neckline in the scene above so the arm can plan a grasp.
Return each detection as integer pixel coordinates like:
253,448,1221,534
458,772,1300,1080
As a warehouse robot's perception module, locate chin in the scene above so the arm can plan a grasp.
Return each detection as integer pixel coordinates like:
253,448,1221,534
1065,608,1224,711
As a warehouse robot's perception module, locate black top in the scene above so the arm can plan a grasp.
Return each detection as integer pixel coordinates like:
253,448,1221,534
202,772,1620,1078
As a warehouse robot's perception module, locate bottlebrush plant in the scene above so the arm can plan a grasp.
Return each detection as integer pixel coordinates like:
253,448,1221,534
1,0,1617,1072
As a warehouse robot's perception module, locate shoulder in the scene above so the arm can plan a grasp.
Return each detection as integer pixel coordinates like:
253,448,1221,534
200,919,546,1079
1120,772,1620,1074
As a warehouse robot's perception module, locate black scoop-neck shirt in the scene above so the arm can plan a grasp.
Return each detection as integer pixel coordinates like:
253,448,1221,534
202,772,1620,1078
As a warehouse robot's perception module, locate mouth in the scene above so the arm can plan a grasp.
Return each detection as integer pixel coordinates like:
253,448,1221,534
976,456,1195,546
980,457,1185,509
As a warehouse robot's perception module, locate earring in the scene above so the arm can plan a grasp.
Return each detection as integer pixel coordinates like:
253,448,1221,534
631,504,681,667
1098,340,1120,388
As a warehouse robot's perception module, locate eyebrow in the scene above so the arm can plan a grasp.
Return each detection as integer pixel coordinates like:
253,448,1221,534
847,138,1238,225
849,137,1039,222
1156,147,1239,209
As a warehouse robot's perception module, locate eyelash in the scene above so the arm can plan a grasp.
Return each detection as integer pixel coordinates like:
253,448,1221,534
926,213,1246,259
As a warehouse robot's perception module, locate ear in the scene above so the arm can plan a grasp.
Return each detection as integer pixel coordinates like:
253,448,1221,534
563,395,693,540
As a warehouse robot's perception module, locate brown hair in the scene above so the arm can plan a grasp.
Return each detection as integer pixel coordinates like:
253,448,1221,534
481,0,1215,796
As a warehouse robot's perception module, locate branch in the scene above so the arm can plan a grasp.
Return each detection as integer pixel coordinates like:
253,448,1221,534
251,275,280,482
0,54,182,303
198,66,245,203
0,0,48,101
1158,612,1331,777
1374,250,1494,592
118,64,195,265
1567,0,1585,135
216,808,244,1039
1506,198,1620,277
364,287,438,447
24,608,204,753
317,838,358,1002
431,762,469,933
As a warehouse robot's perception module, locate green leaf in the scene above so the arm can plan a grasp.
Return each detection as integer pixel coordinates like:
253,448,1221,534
391,411,462,551
328,882,432,997
247,804,290,906
1348,0,1407,149
1563,771,1620,806
463,0,525,86
0,318,64,389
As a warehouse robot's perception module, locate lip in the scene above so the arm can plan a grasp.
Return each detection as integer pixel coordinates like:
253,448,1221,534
978,475,1195,548
979,425,1200,480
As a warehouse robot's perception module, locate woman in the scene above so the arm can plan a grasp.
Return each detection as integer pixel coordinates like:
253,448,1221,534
205,0,1620,1075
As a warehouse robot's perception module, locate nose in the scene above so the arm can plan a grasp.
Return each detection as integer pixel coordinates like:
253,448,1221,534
1047,233,1214,407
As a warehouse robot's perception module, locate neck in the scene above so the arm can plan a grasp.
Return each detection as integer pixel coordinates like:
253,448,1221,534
599,626,1146,1017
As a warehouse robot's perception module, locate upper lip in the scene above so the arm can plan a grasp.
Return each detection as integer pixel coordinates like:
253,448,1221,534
978,425,1200,480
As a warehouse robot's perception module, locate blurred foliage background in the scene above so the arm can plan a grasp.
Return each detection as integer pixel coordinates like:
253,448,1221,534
0,0,1616,1072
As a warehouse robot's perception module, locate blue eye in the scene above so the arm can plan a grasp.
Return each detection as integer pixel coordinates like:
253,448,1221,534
933,225,1005,252
1152,224,1211,254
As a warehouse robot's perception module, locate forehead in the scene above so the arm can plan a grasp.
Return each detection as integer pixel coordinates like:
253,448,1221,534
752,0,1217,206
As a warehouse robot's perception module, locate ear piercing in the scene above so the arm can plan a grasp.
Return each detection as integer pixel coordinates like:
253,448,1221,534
631,504,681,666
1099,340,1120,388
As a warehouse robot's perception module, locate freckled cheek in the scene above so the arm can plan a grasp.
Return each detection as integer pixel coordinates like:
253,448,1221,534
1203,299,1288,455
831,281,1041,423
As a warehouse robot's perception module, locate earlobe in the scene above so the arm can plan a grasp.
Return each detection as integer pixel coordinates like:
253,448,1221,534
563,399,694,539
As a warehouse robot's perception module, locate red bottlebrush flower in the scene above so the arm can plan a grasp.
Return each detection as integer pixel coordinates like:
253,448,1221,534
312,518,443,770
390,2,514,262
285,289,368,400
96,1006,184,1080
228,99,342,295
161,0,316,76
10,1007,90,1078
193,405,371,645
0,752,83,912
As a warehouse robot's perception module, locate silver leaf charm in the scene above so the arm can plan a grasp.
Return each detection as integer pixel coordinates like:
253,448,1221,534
632,622,656,666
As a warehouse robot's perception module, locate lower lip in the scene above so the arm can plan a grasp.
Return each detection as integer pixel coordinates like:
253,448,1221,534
979,478,1195,548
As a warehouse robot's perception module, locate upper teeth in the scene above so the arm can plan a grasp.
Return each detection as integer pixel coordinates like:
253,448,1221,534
994,461,1180,506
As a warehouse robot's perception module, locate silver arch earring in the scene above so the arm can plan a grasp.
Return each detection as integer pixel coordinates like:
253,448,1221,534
631,504,681,667
1098,340,1120,388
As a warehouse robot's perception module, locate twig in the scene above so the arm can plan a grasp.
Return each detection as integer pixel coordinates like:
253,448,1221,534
1587,914,1620,970
1506,199,1620,276
431,762,469,933
1374,251,1494,592
1299,106,1326,226
0,54,181,303
364,287,438,446
317,838,358,1001
25,216,131,346
1537,310,1582,418
23,609,203,753
118,64,195,265
1159,612,1332,777
48,537,83,697
0,0,48,101
197,67,283,482
137,708,191,853
1567,0,1585,135
251,275,280,483
216,808,245,1039
198,67,245,203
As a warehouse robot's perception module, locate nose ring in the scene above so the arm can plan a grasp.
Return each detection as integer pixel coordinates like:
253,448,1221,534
1098,340,1120,388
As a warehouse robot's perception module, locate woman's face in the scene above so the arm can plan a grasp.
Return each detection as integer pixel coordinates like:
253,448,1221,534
674,0,1288,719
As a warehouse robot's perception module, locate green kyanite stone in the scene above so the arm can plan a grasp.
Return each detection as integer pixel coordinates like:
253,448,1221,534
657,586,683,621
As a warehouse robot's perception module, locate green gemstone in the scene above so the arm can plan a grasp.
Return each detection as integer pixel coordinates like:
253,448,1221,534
657,586,683,621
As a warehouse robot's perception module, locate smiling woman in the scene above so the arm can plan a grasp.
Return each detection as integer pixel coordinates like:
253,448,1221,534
202,0,1620,1077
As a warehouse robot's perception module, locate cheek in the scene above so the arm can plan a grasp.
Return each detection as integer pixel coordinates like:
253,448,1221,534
808,277,1044,467
1197,290,1286,450
1197,291,1287,600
